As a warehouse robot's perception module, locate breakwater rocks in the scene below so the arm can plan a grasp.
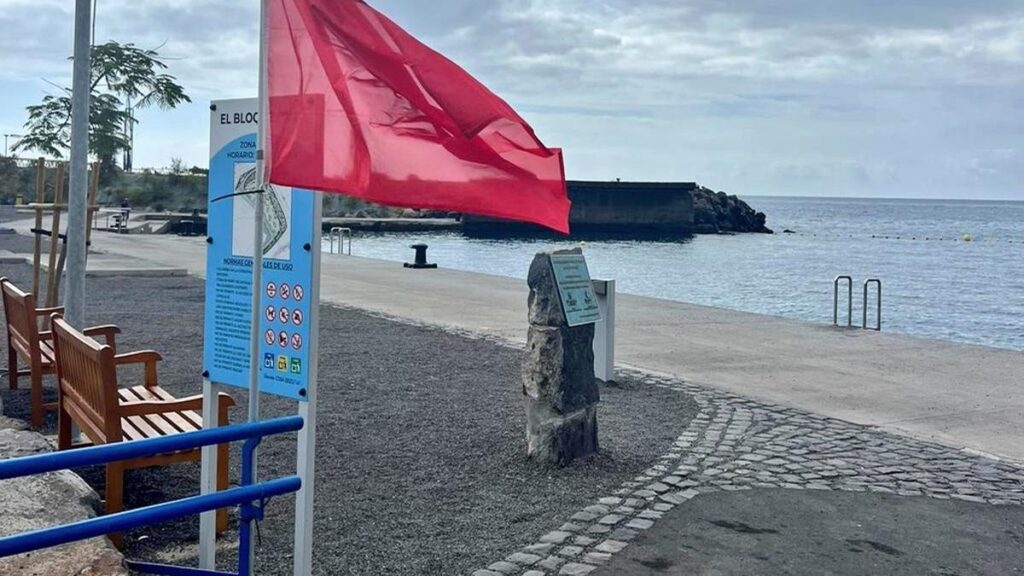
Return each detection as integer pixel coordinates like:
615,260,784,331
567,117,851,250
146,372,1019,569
692,187,772,234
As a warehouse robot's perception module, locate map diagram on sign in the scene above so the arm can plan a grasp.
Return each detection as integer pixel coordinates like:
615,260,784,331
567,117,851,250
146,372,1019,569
232,163,292,260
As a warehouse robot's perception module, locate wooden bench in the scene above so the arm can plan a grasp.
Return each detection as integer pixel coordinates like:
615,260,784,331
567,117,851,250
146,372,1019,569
49,314,235,546
2,277,120,427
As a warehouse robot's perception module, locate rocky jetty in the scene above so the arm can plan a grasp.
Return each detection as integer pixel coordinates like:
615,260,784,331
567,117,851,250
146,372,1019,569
692,186,772,234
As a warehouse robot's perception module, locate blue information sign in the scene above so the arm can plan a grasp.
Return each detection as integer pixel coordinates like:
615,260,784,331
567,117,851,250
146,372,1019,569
203,98,318,401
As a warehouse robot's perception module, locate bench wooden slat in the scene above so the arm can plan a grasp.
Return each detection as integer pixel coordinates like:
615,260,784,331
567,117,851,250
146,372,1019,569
123,413,160,440
38,341,55,364
119,386,202,434
120,419,150,442
118,394,196,438
145,386,204,429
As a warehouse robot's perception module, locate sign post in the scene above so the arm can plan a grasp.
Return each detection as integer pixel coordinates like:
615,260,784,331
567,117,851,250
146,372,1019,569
591,279,616,382
200,98,321,573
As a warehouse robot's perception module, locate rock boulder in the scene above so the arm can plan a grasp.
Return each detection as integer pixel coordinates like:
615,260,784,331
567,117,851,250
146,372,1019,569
0,428,126,576
692,186,772,234
523,249,600,465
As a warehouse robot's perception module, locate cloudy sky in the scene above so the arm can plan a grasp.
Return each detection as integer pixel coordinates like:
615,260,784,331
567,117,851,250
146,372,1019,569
1,0,1021,199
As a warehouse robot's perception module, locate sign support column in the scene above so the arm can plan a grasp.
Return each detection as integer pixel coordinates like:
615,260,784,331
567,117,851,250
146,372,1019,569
294,193,321,576
198,377,220,569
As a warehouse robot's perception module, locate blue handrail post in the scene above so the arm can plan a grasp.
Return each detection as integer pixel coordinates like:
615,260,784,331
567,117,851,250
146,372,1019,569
238,436,263,576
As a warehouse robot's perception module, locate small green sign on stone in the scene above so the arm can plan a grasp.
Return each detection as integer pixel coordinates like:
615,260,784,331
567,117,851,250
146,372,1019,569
550,253,602,327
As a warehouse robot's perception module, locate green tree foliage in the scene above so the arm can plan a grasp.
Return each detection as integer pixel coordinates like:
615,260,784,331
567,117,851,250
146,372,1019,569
15,92,130,161
13,41,190,173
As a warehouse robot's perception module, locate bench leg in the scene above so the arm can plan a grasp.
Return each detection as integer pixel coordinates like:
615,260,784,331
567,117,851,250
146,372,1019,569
57,402,72,450
30,370,43,428
106,463,125,549
216,399,231,533
7,345,16,390
216,442,229,533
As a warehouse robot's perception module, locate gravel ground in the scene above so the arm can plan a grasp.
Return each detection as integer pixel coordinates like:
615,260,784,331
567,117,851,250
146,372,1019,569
0,235,696,575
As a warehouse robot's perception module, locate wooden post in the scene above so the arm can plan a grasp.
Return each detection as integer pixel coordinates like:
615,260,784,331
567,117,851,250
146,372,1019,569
46,162,66,308
31,158,45,296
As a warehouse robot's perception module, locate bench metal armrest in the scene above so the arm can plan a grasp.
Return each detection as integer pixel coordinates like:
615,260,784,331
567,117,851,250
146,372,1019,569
119,394,204,417
114,350,162,386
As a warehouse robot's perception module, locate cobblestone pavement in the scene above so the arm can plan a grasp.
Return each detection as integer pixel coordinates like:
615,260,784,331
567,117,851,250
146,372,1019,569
472,369,1024,576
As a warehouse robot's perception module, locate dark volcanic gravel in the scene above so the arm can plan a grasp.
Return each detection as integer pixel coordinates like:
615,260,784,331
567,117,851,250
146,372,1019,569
0,233,696,575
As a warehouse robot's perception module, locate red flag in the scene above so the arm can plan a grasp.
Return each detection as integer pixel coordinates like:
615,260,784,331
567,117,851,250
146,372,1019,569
266,0,571,233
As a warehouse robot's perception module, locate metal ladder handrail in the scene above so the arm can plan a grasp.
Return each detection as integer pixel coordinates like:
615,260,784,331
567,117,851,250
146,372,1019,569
328,226,352,255
833,275,853,327
863,279,882,331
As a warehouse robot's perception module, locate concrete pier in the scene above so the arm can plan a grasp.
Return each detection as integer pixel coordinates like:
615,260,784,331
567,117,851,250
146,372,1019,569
7,218,1022,463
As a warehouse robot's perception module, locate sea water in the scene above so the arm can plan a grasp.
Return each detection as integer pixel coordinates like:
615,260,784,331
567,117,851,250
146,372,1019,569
323,197,1024,351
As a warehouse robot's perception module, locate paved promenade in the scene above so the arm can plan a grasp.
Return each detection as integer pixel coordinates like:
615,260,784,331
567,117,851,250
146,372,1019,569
6,218,1023,463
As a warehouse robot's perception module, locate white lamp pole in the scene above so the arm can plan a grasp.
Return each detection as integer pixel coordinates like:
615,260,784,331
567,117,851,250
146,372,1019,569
65,0,92,328
3,134,21,157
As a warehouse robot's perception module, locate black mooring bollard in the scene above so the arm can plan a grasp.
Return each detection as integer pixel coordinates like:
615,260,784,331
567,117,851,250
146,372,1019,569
404,243,437,269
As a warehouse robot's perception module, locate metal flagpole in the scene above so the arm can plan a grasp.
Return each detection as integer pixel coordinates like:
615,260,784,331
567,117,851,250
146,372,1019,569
245,0,270,570
65,0,92,328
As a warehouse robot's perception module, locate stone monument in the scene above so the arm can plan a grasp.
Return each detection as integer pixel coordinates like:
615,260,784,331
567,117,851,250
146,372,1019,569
523,248,600,464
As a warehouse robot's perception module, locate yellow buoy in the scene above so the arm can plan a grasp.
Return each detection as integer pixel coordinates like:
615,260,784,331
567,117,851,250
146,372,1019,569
962,234,973,242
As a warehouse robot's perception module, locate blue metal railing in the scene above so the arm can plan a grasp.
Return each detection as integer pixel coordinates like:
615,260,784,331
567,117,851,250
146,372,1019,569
0,416,304,576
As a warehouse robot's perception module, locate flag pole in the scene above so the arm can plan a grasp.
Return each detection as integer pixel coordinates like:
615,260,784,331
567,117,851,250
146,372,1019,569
244,0,269,570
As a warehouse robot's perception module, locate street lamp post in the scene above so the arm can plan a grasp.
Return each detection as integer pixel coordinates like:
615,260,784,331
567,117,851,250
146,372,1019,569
65,0,92,328
3,134,20,157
